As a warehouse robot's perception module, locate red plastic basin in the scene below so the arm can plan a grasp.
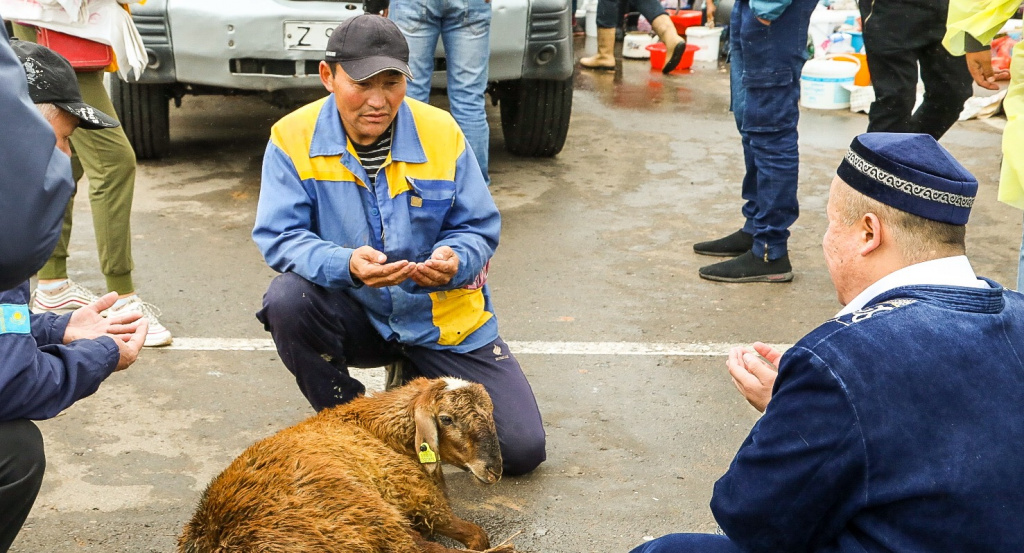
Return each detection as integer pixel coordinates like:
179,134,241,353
668,10,702,34
647,42,700,73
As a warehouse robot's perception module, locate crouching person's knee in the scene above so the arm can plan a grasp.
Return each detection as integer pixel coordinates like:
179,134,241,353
257,272,320,330
0,420,46,550
0,420,45,490
499,423,546,477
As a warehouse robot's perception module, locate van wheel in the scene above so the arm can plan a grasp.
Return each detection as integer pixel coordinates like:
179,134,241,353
498,77,573,157
110,79,170,160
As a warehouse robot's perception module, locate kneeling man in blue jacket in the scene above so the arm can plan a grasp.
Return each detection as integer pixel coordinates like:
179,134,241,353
252,15,545,476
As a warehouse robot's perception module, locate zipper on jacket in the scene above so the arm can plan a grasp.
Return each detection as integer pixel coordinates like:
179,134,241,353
764,242,769,263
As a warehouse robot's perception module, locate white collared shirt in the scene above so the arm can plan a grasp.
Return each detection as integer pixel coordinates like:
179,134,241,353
836,255,991,317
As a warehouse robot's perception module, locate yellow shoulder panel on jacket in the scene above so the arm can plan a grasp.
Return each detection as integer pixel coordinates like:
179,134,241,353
270,97,353,183
405,98,466,176
384,99,468,197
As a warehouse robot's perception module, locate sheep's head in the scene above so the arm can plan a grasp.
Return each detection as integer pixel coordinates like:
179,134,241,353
411,377,503,484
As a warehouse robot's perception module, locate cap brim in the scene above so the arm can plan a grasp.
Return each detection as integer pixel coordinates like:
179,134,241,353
55,102,120,130
340,55,414,82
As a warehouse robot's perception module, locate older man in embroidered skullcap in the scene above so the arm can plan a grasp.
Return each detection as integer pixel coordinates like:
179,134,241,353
635,133,1024,553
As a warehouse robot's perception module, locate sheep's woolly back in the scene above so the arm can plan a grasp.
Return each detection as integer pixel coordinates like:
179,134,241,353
177,378,498,553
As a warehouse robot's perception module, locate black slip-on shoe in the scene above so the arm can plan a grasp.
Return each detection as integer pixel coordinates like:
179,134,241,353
662,40,687,74
699,251,794,283
693,229,754,257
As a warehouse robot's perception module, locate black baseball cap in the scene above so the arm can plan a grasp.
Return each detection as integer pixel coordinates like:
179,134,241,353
11,39,120,130
325,15,413,82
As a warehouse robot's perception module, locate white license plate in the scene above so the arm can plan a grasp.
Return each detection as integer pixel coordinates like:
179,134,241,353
284,21,340,51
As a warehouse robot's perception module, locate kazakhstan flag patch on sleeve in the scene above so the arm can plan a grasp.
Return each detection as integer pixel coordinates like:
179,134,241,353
0,304,31,334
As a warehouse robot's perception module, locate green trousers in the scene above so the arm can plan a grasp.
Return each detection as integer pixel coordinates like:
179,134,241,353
14,25,137,294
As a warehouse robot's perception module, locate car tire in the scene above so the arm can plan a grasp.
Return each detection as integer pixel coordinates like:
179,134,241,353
499,76,573,157
110,79,171,160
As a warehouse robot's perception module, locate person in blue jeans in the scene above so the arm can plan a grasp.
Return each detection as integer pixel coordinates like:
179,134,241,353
389,0,493,185
693,0,816,282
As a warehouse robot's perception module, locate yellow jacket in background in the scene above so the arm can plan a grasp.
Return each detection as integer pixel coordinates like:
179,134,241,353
944,0,1024,208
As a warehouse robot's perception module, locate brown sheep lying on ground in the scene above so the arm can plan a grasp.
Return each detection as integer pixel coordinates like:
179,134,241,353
178,377,517,553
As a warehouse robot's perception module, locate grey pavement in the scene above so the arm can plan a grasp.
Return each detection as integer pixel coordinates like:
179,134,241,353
10,38,1016,552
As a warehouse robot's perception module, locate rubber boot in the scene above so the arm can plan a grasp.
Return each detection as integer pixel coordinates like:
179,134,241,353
580,27,617,70
651,14,687,74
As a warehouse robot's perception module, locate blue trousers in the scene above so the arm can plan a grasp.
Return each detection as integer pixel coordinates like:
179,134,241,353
630,533,742,553
1018,212,1024,292
729,0,816,261
390,0,492,185
256,272,546,476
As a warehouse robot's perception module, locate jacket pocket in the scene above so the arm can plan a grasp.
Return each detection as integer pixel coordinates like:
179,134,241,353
406,177,456,259
430,287,493,346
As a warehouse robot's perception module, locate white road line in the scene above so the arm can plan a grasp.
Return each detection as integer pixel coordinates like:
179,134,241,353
164,338,793,356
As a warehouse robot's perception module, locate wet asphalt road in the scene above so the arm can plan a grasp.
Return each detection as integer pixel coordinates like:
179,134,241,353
10,36,1016,552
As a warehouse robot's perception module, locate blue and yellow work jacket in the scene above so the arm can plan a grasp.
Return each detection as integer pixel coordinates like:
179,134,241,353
253,96,501,352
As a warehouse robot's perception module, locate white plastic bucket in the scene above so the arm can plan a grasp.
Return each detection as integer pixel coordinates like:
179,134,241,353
800,55,860,109
623,32,656,59
685,26,724,67
585,7,598,37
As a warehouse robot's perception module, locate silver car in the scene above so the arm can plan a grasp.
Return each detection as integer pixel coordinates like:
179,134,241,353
113,0,574,159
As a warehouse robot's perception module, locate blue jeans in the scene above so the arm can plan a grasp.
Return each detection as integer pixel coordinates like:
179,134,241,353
390,0,492,185
630,533,742,553
1018,212,1024,291
728,0,815,260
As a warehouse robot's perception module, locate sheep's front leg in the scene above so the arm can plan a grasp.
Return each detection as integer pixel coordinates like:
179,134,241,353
408,527,485,553
431,514,491,550
409,528,517,553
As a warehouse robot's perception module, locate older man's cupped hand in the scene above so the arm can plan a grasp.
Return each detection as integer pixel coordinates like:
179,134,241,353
63,292,148,371
727,342,781,413
350,245,460,288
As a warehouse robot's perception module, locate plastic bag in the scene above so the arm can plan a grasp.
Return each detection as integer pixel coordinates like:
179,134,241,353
0,0,88,24
991,35,1019,73
3,0,147,80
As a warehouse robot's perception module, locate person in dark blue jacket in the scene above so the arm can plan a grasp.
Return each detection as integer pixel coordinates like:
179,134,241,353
0,33,148,553
635,133,1024,552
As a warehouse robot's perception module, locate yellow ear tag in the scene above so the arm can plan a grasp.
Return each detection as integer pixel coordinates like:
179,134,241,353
418,442,438,464
411,196,423,208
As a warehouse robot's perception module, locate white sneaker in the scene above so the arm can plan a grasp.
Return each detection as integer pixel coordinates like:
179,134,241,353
31,279,101,314
106,295,173,347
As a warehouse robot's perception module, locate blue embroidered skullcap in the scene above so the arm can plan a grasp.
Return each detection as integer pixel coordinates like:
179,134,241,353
836,133,978,225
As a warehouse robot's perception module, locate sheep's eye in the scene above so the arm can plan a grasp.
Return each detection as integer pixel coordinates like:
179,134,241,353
439,415,454,426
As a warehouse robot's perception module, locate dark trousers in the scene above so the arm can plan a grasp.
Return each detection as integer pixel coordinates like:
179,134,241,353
729,0,816,260
0,420,45,553
864,42,973,140
256,272,546,476
630,533,742,552
596,0,667,28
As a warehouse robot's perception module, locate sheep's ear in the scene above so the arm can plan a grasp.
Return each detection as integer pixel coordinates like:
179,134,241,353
414,404,441,475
